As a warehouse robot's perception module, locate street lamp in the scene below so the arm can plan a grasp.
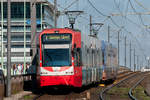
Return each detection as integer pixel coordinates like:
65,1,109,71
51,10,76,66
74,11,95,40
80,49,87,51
89,23,103,38
65,11,83,29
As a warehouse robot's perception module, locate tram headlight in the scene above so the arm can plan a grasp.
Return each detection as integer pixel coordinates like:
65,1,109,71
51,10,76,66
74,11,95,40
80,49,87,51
40,72,48,74
66,71,74,75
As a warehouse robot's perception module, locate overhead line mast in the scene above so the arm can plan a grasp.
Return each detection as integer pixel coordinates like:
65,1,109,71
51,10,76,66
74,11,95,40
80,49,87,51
30,0,37,64
6,0,11,97
54,0,57,28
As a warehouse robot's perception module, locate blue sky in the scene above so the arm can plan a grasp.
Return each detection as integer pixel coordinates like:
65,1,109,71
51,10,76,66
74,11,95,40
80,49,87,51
49,0,150,69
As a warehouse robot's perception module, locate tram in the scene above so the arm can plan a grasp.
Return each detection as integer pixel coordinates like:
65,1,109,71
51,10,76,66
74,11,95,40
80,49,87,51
33,27,119,88
36,28,103,87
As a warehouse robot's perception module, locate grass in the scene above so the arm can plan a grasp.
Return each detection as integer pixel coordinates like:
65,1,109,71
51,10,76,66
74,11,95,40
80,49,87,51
107,87,130,98
23,95,32,99
106,85,150,100
133,85,150,100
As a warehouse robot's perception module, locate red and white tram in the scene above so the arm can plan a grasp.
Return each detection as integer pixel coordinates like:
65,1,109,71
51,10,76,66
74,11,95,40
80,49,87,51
34,27,119,88
36,28,103,87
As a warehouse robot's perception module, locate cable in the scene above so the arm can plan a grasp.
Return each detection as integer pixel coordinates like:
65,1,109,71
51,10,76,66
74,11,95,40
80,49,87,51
86,0,146,59
109,17,121,28
102,16,111,23
63,0,79,11
85,0,146,62
125,0,129,17
109,16,147,61
132,0,150,34
86,0,121,29
123,28,147,61
87,0,107,17
113,0,148,32
134,0,150,11
113,0,129,29
113,0,122,15
128,0,145,26
128,0,150,34
57,0,80,14
113,0,150,32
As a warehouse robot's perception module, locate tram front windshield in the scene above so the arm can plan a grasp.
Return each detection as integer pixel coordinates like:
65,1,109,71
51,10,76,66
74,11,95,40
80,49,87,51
42,45,71,67
42,34,72,67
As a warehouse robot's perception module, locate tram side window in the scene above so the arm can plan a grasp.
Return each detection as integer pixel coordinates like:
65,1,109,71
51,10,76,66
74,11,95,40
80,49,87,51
74,48,82,66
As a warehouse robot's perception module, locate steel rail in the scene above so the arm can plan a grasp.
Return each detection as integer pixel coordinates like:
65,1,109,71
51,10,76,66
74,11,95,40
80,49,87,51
117,71,133,79
99,72,139,100
33,93,44,100
128,76,145,100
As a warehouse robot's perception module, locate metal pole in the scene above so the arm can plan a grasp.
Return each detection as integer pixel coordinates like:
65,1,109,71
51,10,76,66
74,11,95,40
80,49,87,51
137,55,139,71
140,58,143,70
61,15,64,28
147,58,149,68
24,0,26,74
40,3,42,31
30,0,37,62
134,48,136,72
90,15,92,35
129,42,132,70
118,31,120,68
108,25,110,43
1,0,4,70
140,61,142,70
147,59,150,68
6,0,11,97
54,0,57,28
124,36,126,67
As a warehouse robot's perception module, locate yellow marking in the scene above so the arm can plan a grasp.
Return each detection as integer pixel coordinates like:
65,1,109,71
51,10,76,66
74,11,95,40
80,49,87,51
99,84,105,87
113,81,117,84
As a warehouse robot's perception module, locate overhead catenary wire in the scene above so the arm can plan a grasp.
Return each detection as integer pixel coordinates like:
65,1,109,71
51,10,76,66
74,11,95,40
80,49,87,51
128,0,146,26
113,0,149,32
86,0,133,42
56,0,80,15
63,0,80,11
113,0,130,26
109,2,147,62
62,0,146,66
94,0,146,65
112,0,150,34
128,0,150,34
87,0,107,17
132,0,150,34
113,0,150,45
125,0,129,15
134,0,150,11
113,0,124,17
57,0,147,63
111,0,150,41
87,0,144,47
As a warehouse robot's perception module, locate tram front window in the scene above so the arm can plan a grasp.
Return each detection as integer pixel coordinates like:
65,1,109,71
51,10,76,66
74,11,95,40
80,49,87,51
43,48,71,67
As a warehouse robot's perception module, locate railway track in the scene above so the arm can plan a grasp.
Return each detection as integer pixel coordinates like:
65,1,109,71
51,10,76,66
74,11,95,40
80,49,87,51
116,71,134,80
18,71,135,100
99,72,149,100
31,84,105,100
20,71,133,100
128,76,145,100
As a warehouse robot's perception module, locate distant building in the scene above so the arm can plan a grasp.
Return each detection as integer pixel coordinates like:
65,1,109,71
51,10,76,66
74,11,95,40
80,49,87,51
0,0,55,65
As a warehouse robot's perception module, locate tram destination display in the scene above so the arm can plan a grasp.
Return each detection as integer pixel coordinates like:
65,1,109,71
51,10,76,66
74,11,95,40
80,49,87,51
42,34,71,43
